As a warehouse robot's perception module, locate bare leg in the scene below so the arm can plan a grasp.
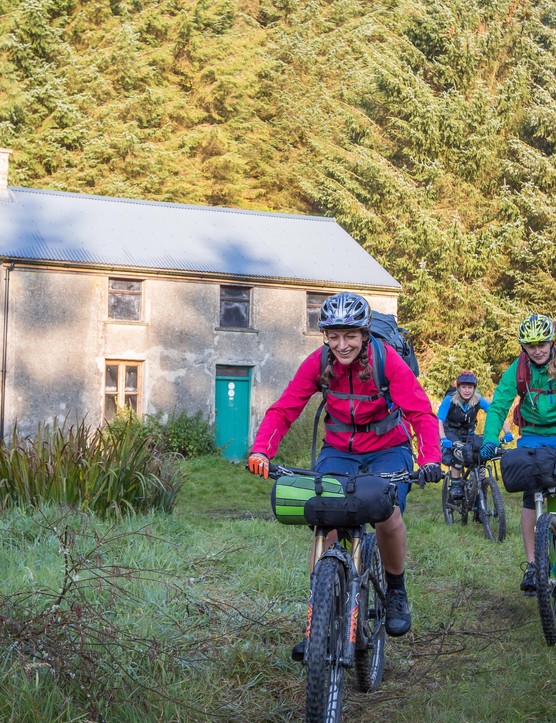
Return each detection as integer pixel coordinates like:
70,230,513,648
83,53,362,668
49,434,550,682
522,507,536,563
309,529,338,573
375,507,406,575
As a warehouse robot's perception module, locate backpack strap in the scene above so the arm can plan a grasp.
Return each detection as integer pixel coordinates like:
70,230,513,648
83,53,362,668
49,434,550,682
516,351,530,398
513,352,530,430
513,351,553,430
311,345,331,468
320,344,329,384
370,336,394,412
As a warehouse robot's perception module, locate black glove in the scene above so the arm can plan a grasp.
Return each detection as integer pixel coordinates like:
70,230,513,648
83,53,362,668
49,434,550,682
419,462,443,485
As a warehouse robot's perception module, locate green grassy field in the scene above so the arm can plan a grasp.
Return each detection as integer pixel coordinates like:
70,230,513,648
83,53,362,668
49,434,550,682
0,455,554,722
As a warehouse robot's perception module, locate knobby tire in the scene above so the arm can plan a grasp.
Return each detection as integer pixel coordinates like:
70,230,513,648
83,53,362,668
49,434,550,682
306,556,347,723
478,475,506,543
534,513,556,646
442,473,468,525
354,533,386,693
441,474,454,525
460,470,473,526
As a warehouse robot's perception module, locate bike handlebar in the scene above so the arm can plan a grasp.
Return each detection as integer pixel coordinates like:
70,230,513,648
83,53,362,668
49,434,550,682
267,463,422,485
452,441,506,468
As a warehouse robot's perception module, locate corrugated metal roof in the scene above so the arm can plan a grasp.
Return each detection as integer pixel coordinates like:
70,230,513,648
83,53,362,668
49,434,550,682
0,187,400,289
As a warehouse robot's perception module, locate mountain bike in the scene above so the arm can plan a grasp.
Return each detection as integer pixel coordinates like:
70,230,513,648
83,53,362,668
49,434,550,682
499,446,556,646
268,463,417,723
533,488,556,645
441,437,506,543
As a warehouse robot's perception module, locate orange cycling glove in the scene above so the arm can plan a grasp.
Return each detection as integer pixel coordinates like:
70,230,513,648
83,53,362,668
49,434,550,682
248,452,270,480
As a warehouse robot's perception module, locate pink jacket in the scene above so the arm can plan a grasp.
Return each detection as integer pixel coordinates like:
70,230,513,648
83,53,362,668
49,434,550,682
252,343,441,466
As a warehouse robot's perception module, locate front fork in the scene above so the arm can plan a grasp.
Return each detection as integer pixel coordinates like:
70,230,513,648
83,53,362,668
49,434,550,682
302,528,363,668
533,490,556,524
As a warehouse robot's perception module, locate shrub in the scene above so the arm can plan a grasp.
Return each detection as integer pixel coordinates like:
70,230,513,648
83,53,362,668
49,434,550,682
105,405,164,450
0,416,183,516
162,410,216,458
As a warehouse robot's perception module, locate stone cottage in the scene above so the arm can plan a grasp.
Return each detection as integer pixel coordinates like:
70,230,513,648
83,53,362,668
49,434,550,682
0,148,400,460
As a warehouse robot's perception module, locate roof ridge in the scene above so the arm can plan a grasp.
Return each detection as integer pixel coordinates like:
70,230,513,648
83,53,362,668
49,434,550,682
9,186,334,223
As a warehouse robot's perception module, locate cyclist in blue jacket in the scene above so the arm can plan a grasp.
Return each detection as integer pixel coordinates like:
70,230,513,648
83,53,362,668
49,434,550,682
438,371,513,500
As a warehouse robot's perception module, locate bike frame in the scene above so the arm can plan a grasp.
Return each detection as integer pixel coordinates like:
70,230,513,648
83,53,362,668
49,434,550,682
443,447,506,543
463,459,498,512
534,488,556,520
462,465,480,511
303,525,368,669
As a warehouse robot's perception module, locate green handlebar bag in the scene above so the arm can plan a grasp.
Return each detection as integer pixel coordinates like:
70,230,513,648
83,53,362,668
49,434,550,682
270,474,398,526
271,475,344,525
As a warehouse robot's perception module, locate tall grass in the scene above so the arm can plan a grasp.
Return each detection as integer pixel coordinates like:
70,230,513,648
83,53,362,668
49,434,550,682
179,459,556,723
0,507,224,721
0,417,183,516
2,453,556,721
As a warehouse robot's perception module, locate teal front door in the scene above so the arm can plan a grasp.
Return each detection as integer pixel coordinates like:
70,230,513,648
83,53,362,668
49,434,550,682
215,365,251,461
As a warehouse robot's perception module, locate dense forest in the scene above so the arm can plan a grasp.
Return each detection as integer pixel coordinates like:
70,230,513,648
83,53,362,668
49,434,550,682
1,0,555,393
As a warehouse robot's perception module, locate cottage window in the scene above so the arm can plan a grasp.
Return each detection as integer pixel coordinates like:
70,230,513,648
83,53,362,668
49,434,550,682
104,361,142,420
108,278,142,321
219,286,251,328
306,292,329,331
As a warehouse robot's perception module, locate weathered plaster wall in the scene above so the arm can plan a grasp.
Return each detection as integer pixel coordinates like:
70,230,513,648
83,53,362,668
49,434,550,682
0,265,397,442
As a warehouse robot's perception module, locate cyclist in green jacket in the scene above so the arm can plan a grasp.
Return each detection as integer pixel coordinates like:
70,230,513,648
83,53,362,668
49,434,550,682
481,314,556,595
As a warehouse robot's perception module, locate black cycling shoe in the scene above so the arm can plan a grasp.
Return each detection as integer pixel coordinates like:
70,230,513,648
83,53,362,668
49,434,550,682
520,563,537,597
385,588,412,637
449,483,464,501
291,639,306,662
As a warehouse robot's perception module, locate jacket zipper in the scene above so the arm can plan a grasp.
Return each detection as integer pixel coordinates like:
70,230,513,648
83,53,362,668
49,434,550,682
348,368,355,452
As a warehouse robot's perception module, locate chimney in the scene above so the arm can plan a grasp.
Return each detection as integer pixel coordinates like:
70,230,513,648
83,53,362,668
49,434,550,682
0,148,13,198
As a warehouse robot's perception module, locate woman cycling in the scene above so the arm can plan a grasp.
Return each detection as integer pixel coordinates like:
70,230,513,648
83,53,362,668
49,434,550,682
481,313,556,595
438,371,513,500
247,292,442,653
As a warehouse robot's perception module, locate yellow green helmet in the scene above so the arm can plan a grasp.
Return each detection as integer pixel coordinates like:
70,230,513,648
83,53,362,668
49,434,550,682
518,314,555,344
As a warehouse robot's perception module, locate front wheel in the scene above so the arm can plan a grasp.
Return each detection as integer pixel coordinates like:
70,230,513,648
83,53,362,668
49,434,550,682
305,556,347,723
534,513,556,646
478,475,506,543
441,473,454,525
442,473,468,525
354,533,386,693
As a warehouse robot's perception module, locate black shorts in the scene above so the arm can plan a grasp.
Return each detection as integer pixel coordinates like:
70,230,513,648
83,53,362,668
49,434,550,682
522,490,535,510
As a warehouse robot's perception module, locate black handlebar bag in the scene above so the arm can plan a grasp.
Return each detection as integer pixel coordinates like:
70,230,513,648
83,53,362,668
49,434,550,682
500,447,556,493
303,475,398,527
452,435,483,468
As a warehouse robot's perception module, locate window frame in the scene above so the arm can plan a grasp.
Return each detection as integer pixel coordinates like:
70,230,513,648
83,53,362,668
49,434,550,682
218,285,252,330
306,291,329,333
103,360,143,421
107,277,144,322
